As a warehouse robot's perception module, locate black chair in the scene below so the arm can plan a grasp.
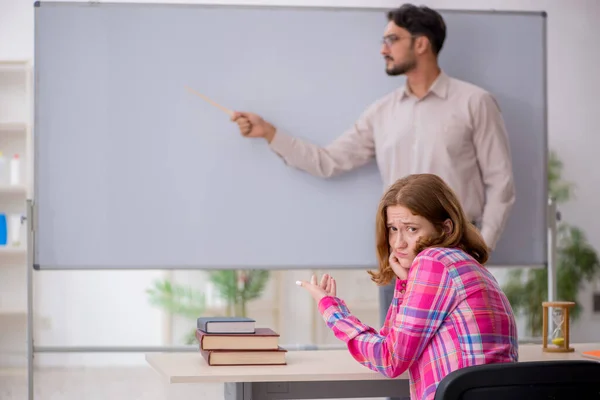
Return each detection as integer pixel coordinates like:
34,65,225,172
434,360,600,400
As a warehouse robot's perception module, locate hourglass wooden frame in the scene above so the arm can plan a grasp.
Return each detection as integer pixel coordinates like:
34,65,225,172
542,301,575,353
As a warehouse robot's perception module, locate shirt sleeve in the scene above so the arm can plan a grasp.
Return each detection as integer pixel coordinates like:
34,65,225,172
267,106,376,178
317,256,458,378
471,92,516,250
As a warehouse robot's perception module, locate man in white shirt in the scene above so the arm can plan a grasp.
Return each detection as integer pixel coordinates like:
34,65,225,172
231,3,515,327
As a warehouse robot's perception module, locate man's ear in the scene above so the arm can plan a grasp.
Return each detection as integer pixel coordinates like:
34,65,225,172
443,219,453,234
415,35,430,55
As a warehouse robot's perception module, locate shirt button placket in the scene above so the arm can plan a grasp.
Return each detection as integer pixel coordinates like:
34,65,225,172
411,100,418,172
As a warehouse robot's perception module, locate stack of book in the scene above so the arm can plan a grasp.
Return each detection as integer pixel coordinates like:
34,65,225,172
195,316,287,366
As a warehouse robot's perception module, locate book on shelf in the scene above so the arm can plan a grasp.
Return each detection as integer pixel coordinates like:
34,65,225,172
197,316,255,334
200,347,287,366
196,327,280,350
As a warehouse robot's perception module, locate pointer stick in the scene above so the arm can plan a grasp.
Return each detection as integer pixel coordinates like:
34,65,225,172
185,85,234,117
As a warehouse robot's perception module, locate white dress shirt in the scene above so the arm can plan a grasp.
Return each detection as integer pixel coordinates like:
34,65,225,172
268,71,515,250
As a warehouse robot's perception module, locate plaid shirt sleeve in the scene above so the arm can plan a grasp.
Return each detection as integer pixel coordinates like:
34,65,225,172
317,254,459,378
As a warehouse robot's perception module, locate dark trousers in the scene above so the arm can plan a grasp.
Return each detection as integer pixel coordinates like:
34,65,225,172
379,282,395,326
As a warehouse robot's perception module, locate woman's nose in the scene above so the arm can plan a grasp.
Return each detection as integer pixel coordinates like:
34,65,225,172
394,233,406,248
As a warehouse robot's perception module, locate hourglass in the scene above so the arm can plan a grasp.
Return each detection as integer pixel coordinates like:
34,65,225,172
542,301,575,353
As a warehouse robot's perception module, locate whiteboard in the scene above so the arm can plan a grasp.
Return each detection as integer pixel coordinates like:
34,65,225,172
33,2,547,269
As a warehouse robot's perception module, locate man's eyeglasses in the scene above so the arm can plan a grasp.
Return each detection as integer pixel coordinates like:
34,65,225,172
381,34,417,47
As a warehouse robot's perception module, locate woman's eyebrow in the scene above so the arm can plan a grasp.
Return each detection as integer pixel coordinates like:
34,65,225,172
387,219,418,225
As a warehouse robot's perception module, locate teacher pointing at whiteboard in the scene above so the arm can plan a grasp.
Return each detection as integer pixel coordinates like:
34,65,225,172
231,3,515,326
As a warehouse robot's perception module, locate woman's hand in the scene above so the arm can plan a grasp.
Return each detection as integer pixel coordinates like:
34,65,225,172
389,252,408,280
296,273,337,303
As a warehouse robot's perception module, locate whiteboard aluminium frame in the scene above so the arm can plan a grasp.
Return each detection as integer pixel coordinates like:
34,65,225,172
25,5,551,399
32,3,548,270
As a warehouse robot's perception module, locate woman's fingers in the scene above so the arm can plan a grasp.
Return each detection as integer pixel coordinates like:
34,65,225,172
330,277,336,296
297,273,337,302
296,279,324,302
319,274,328,290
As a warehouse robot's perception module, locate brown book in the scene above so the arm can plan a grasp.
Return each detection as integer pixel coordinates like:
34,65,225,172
196,327,280,350
200,346,287,366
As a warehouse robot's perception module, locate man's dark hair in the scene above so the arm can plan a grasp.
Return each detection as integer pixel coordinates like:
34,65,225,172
387,4,446,55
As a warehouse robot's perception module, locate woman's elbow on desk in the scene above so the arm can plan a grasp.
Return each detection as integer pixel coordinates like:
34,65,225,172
379,358,409,379
347,341,409,379
360,359,407,379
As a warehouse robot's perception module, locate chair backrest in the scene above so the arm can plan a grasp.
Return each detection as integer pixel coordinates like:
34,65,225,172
433,360,600,400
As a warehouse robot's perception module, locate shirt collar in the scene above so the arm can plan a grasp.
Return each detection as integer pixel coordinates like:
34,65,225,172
399,70,449,101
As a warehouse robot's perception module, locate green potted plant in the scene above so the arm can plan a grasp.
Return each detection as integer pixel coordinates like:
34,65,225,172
207,269,270,318
146,269,270,344
502,151,600,337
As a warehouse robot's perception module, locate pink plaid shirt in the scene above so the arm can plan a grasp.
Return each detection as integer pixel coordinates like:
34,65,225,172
318,247,518,400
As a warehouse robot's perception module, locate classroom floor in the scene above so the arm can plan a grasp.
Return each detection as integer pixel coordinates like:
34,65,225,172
0,367,386,400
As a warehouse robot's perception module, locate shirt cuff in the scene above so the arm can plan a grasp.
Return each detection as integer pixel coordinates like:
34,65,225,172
268,129,294,157
318,296,350,322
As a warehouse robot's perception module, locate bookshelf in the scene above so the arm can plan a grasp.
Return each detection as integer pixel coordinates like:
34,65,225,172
0,59,31,373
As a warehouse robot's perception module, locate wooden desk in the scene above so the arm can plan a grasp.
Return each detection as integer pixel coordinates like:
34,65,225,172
145,343,600,400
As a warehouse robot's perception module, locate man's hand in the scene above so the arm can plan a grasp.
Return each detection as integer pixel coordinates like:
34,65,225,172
296,273,336,303
230,111,276,143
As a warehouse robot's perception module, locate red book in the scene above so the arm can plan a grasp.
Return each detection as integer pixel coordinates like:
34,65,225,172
200,346,287,366
195,327,280,350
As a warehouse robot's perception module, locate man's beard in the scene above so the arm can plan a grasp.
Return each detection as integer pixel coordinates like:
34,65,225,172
386,58,417,76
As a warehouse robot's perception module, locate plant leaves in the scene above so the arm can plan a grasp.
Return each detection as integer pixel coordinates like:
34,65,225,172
548,150,574,204
208,270,238,303
243,270,270,302
146,279,206,320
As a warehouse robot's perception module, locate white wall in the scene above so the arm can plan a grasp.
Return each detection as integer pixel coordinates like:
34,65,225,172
33,270,167,366
0,0,599,367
